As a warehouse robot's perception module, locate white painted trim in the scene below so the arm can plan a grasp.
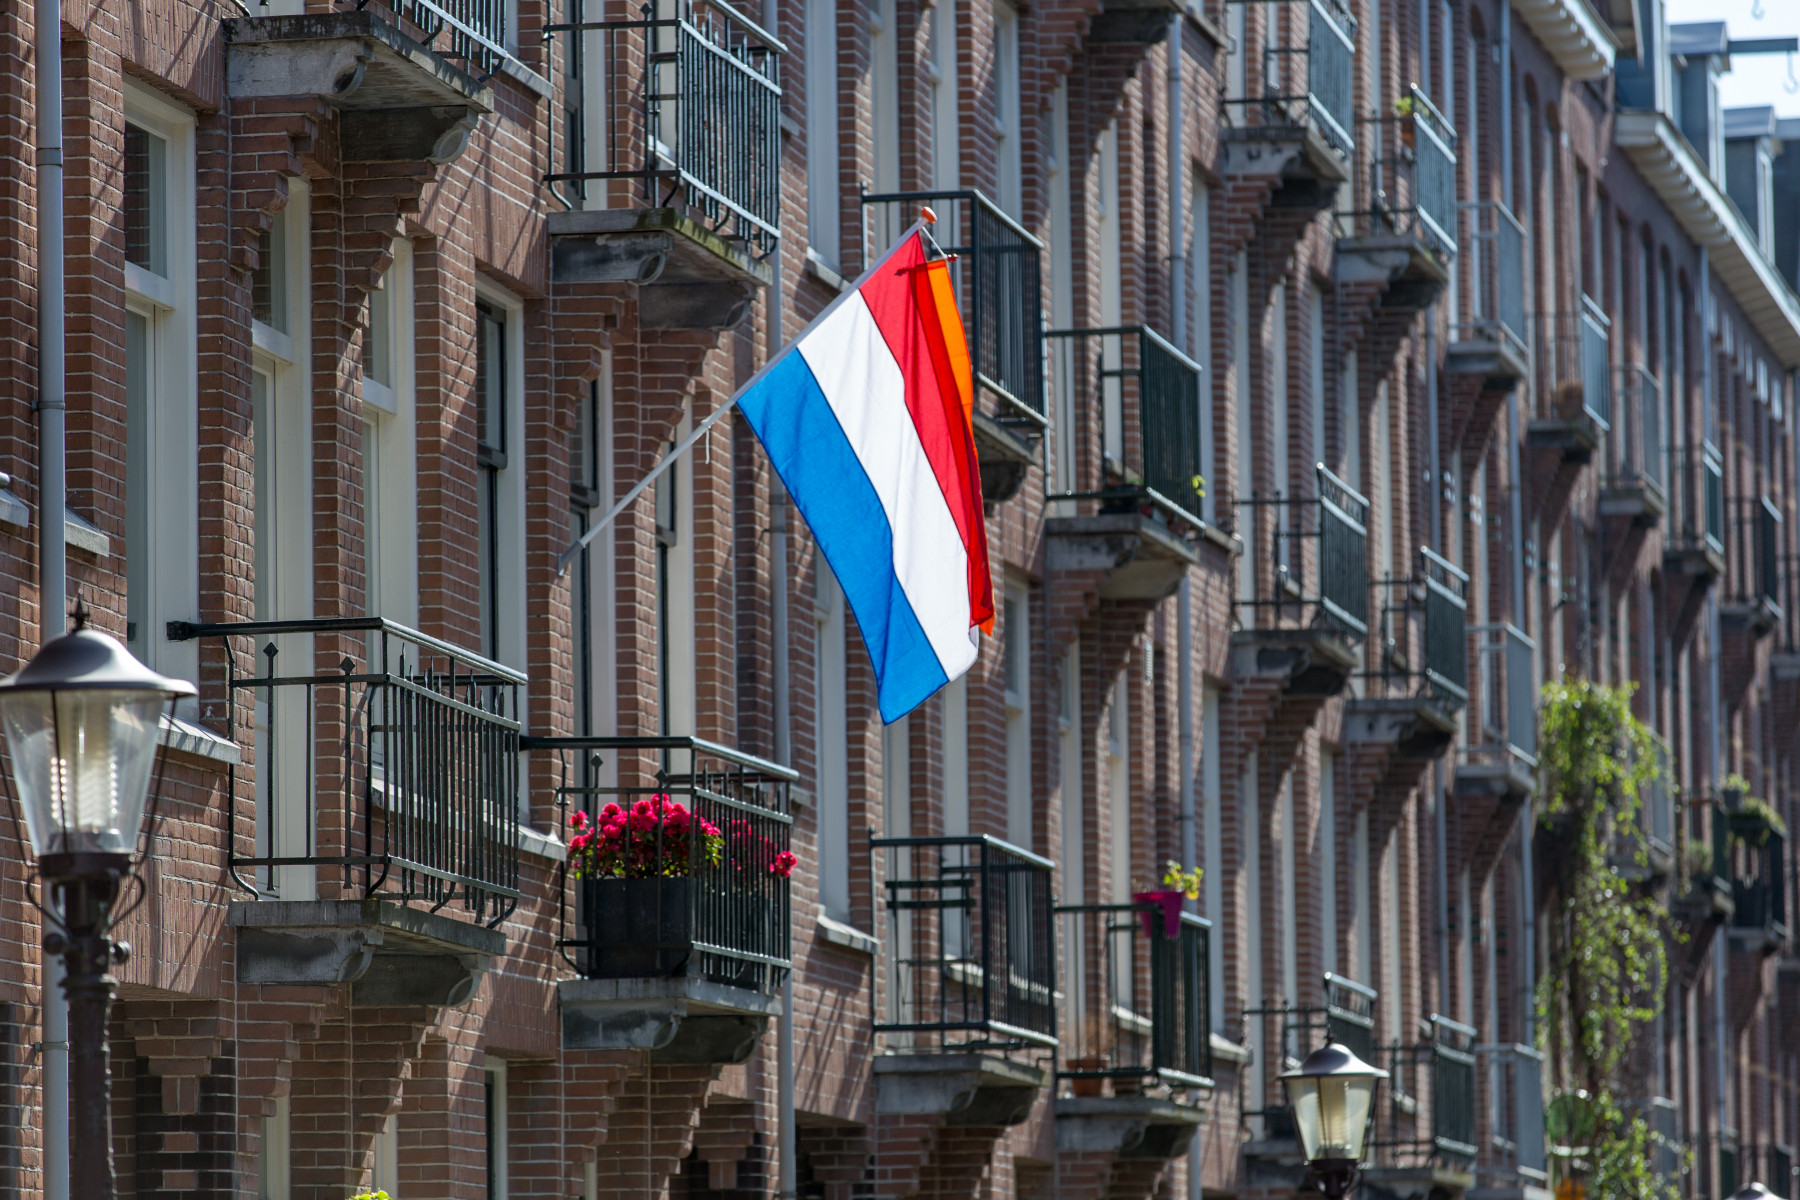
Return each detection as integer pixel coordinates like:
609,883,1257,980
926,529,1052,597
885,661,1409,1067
1511,0,1617,82
474,277,529,673
366,238,419,627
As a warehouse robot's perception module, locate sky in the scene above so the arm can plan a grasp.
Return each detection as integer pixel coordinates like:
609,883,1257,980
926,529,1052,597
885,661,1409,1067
1665,0,1800,121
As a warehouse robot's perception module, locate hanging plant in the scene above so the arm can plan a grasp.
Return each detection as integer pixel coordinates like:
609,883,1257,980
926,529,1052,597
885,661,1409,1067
1727,793,1787,846
1535,681,1682,1200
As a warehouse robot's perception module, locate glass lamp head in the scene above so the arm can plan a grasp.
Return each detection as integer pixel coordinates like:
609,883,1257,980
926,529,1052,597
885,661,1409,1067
1732,1186,1777,1200
1280,1043,1389,1164
0,622,195,858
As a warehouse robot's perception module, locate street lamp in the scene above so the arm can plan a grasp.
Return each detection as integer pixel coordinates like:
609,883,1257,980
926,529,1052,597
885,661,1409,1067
1732,1186,1777,1200
0,614,194,1199
1280,1042,1389,1199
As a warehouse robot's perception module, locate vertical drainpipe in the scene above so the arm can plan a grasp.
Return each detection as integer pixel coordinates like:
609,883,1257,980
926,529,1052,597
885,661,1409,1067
765,0,795,1180
35,0,70,1194
1700,247,1728,1132
1426,308,1450,1019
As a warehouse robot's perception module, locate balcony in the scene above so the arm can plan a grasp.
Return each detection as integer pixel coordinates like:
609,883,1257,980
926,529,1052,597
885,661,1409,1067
864,190,1045,501
1364,1017,1477,1199
547,0,781,323
165,617,523,1006
1610,734,1674,882
1046,326,1207,601
1729,829,1789,955
1447,201,1529,388
1725,495,1785,632
1454,623,1537,806
225,1,502,164
1665,444,1727,640
1221,0,1357,206
872,836,1055,1125
1340,86,1457,309
1526,296,1610,458
1675,800,1735,929
1598,365,1666,527
1349,549,1468,782
531,736,793,1062
1473,1044,1548,1194
1055,904,1210,1161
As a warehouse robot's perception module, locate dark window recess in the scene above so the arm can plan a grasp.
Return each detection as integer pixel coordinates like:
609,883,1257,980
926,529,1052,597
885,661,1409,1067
570,379,600,508
476,300,506,658
252,227,275,326
122,123,166,275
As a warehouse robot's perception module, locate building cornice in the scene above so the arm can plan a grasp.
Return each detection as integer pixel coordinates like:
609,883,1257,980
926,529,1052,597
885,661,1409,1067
1616,108,1800,368
1513,0,1617,81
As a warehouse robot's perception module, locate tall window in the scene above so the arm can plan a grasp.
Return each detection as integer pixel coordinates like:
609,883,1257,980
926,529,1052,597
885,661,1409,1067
1059,643,1083,902
816,574,850,919
804,0,840,267
930,0,959,188
870,0,900,194
992,0,1022,216
1320,751,1338,974
1201,687,1223,1030
1003,583,1031,847
942,675,969,835
1190,180,1214,522
652,414,695,734
1107,672,1130,902
473,288,525,667
371,1115,398,1197
1233,251,1253,605
883,715,911,837
571,365,615,745
122,91,200,691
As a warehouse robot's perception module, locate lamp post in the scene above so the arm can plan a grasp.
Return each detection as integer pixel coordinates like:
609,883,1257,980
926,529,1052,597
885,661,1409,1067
0,615,194,1199
1279,1042,1389,1200
1732,1186,1777,1200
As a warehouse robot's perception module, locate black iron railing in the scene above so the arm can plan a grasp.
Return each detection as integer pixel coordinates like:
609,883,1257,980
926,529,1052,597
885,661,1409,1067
1686,1130,1742,1199
1351,85,1457,257
1375,1016,1477,1167
873,835,1057,1051
1236,464,1371,637
1669,442,1727,556
1475,1044,1547,1186
1046,325,1206,527
1057,904,1212,1090
1222,0,1357,158
546,0,782,256
862,189,1045,423
1454,201,1527,358
1366,548,1469,705
167,617,524,925
1532,296,1611,429
350,0,511,78
1243,974,1378,1134
1731,830,1788,938
1732,495,1785,616
531,735,794,994
1606,364,1665,498
1466,623,1538,773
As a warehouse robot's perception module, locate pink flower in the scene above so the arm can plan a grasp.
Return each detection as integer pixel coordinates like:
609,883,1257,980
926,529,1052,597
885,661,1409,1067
770,851,797,878
570,809,589,830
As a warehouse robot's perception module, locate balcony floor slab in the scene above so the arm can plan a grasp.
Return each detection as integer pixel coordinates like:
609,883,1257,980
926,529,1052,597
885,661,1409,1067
550,207,773,293
1222,124,1351,206
1047,512,1199,602
1230,627,1359,698
1055,1096,1204,1159
1345,695,1458,761
971,410,1038,504
1446,335,1529,389
875,1053,1050,1126
558,976,782,1063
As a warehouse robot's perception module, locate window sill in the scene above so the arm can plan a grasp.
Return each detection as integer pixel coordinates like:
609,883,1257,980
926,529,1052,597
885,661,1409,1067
159,714,243,767
816,912,879,956
0,488,112,558
1209,1032,1252,1065
804,248,850,294
519,823,565,862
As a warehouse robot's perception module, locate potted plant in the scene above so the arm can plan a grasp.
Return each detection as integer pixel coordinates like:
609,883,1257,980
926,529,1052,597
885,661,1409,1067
1392,91,1418,151
719,816,798,989
1727,792,1787,847
1132,861,1203,939
569,796,724,978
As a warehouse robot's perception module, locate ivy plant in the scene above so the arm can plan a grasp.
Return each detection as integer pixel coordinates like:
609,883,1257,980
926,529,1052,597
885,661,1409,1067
1535,681,1682,1200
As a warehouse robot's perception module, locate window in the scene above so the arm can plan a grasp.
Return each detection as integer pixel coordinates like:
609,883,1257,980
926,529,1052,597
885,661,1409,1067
1201,687,1223,1031
1107,671,1130,902
883,714,911,836
257,1096,291,1200
364,240,418,627
930,0,959,188
942,675,969,835
870,0,900,194
992,0,1022,216
1309,285,1325,479
252,209,289,333
485,1058,509,1200
1060,643,1083,902
1321,751,1338,975
122,87,199,695
652,414,696,734
1280,772,1296,1004
1003,583,1031,847
804,0,840,267
371,1115,399,1197
1242,750,1264,1117
571,362,616,751
473,287,526,667
1233,251,1252,605
815,573,850,919
1190,181,1214,522
1352,808,1370,984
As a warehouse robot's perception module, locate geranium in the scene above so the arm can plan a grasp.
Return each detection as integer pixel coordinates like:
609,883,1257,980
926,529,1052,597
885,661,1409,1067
567,795,722,878
771,851,797,878
723,816,799,878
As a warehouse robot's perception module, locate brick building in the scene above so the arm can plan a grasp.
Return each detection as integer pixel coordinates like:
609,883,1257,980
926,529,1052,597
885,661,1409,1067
1,0,1799,1195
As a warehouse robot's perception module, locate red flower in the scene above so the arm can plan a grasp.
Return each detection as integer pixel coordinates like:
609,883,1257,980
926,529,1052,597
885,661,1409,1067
770,851,797,878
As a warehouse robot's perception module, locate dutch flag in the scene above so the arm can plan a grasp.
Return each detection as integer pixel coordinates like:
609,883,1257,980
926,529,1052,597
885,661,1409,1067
739,228,995,723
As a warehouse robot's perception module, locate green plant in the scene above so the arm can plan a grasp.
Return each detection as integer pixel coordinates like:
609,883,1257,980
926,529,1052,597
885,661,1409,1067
350,1192,391,1200
1392,93,1417,117
1728,792,1787,846
1534,681,1679,1200
1721,773,1752,803
1681,838,1713,882
1160,861,1204,900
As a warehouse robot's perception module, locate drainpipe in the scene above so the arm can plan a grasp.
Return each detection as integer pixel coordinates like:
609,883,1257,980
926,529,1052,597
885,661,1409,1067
1499,0,1512,212
1699,251,1727,1135
34,0,70,1195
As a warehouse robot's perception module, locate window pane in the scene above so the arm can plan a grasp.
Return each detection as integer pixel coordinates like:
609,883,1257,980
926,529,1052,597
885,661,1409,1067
125,309,151,658
363,418,381,616
367,272,391,388
476,302,506,455
123,124,167,276
252,209,287,331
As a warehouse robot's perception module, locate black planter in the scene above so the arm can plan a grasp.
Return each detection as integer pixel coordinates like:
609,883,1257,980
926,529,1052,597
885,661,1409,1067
581,876,693,978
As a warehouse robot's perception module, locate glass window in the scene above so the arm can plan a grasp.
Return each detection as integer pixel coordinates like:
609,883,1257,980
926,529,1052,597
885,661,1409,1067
123,123,167,275
125,307,152,657
367,271,392,392
476,301,508,659
1004,586,1030,847
252,208,288,332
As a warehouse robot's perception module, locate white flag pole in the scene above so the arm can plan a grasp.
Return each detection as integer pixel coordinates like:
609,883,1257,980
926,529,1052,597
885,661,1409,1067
555,214,932,576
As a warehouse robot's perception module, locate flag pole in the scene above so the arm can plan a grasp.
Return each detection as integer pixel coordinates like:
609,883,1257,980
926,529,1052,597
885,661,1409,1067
555,213,933,575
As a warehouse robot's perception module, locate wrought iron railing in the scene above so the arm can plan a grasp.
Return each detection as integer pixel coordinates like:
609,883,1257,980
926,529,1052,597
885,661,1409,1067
1605,364,1665,499
862,189,1045,423
1222,0,1357,158
546,0,783,256
1731,495,1785,617
1669,442,1727,557
1366,548,1469,706
167,617,524,925
1046,325,1206,527
1057,903,1212,1091
351,0,512,78
1242,974,1378,1135
1532,296,1611,429
532,735,794,994
1235,464,1370,637
1454,201,1527,358
1644,1097,1683,1189
1351,85,1457,257
873,835,1057,1051
1475,1043,1547,1186
1466,623,1538,772
1374,1016,1477,1167
1731,829,1788,938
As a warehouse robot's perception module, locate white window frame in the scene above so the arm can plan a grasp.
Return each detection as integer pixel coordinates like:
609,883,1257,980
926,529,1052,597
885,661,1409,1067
574,355,618,747
883,713,910,837
1003,580,1031,848
1059,642,1083,904
815,571,850,920
930,0,960,189
992,0,1022,217
258,1095,291,1200
1201,686,1223,1031
364,238,419,627
473,279,528,671
1191,180,1214,523
654,407,696,736
371,1113,399,1196
122,83,200,697
870,0,900,194
804,0,841,268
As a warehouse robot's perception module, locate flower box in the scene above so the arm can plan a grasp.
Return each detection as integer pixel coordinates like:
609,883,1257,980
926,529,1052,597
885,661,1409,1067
581,875,694,978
